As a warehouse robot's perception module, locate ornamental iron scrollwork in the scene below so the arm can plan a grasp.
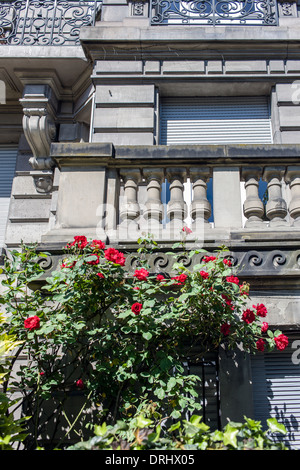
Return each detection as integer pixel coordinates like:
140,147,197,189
0,0,101,46
150,0,278,26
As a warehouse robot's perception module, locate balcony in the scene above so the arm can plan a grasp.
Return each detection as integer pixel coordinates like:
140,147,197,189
31,142,300,286
150,0,279,26
0,0,101,46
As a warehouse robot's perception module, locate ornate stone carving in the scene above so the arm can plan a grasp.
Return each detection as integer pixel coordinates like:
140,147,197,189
31,170,54,194
20,84,57,174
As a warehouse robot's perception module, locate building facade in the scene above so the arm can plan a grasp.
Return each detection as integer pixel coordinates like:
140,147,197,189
1,0,300,448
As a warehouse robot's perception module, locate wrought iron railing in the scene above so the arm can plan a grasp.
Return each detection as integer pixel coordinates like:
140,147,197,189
0,0,102,46
150,0,278,26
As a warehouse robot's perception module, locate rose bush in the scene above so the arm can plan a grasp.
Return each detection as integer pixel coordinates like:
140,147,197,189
0,235,289,449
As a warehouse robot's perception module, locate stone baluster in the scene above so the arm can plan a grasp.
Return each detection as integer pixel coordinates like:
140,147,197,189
141,168,164,235
263,166,287,227
190,167,211,234
285,166,300,227
166,168,187,238
242,167,265,228
119,168,141,238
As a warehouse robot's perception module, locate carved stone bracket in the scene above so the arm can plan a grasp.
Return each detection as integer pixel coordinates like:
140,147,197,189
20,84,57,190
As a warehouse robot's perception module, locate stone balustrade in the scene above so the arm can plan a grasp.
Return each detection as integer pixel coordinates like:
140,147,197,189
43,143,300,246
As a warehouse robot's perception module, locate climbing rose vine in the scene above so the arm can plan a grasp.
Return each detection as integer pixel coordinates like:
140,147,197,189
0,234,288,449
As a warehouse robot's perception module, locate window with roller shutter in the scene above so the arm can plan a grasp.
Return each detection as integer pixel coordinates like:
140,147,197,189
251,333,300,450
0,146,17,247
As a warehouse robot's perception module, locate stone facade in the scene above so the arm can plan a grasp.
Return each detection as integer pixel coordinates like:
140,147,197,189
2,0,300,447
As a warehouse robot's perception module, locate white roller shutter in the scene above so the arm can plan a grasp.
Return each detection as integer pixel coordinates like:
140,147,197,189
0,147,17,246
251,335,300,449
160,96,272,145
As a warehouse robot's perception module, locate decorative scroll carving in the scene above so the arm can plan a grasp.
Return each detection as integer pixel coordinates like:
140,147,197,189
20,84,57,189
33,248,300,287
132,1,145,15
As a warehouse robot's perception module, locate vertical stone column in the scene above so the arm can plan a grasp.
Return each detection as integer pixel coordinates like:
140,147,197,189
119,168,141,238
190,167,211,235
141,168,164,236
263,167,287,227
213,167,243,230
285,166,300,227
166,168,187,238
242,167,265,228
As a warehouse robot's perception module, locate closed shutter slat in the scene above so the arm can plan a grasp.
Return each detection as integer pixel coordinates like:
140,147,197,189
160,96,272,145
251,335,300,449
0,148,17,246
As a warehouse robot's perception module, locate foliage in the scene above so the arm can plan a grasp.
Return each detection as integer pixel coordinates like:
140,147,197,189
0,233,289,449
0,313,28,449
67,414,288,451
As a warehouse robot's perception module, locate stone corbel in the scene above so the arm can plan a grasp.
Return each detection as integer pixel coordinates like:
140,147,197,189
20,84,58,191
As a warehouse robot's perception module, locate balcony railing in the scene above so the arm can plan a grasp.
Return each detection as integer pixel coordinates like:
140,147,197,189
150,0,279,26
0,0,101,46
49,144,300,244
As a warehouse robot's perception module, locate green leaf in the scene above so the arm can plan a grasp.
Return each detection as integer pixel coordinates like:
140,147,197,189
267,418,287,435
155,387,165,400
167,377,177,391
135,415,153,428
223,425,239,448
142,331,152,341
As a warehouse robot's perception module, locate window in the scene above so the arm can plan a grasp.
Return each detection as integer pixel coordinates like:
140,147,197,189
160,96,272,145
151,0,278,26
0,147,17,247
159,96,272,225
251,334,300,449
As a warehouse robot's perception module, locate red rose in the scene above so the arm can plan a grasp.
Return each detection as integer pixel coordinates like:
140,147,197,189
242,309,255,324
203,256,217,263
69,236,88,250
156,274,165,282
182,226,192,234
172,273,188,285
131,302,142,315
97,272,105,279
76,379,84,390
256,339,265,352
221,294,234,310
220,323,230,336
199,271,209,279
223,259,232,267
253,303,267,318
104,248,125,266
261,322,269,333
91,239,105,250
274,334,289,351
226,275,239,285
134,268,149,281
24,315,40,331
